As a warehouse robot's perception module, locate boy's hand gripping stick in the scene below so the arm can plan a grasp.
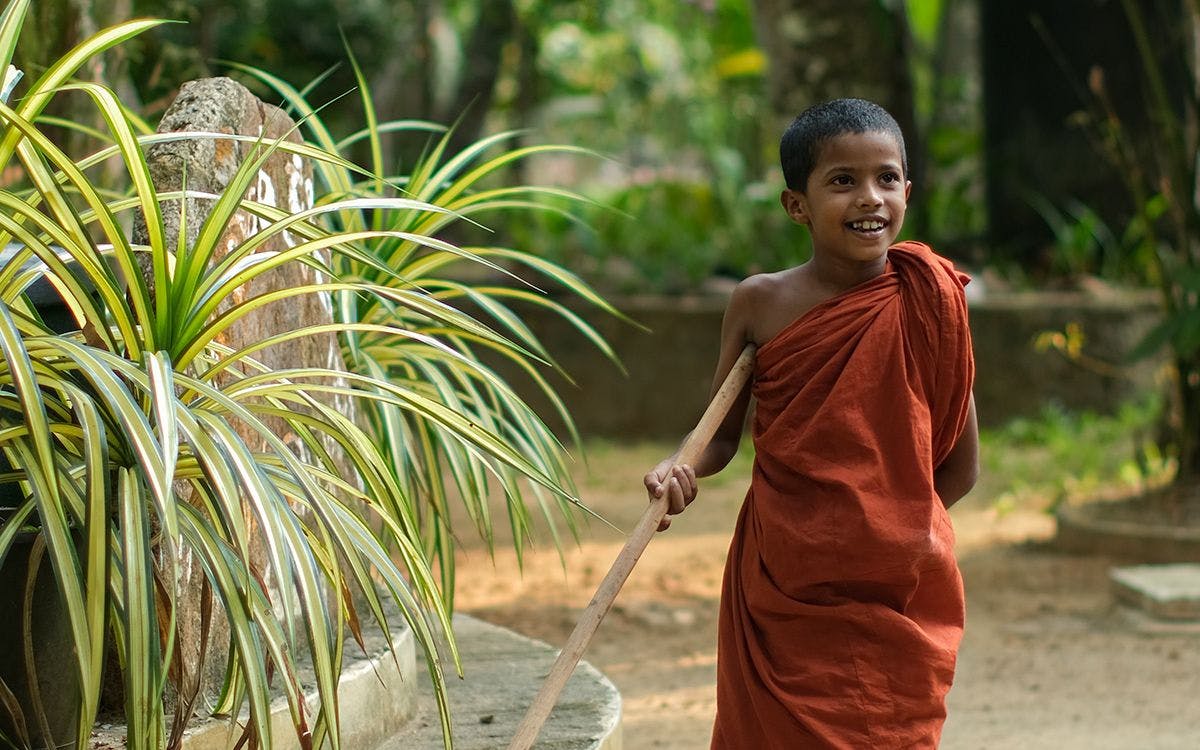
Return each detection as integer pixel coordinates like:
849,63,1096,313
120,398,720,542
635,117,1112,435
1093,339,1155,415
507,343,757,750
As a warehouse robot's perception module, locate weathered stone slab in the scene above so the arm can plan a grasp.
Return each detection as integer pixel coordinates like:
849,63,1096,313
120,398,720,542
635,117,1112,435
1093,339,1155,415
1110,564,1200,621
133,76,331,397
126,76,354,715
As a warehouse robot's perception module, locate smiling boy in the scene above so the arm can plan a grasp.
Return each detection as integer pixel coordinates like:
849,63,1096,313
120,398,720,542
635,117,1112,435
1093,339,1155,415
645,98,979,747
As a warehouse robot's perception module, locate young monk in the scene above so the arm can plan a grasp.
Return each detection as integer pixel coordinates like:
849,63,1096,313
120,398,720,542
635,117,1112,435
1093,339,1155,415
644,98,979,748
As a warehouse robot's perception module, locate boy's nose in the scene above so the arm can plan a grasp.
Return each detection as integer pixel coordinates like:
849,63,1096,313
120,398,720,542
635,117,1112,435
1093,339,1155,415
857,188,883,208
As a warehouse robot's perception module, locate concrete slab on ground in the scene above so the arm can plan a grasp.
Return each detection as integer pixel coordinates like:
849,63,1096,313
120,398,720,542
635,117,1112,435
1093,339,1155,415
378,614,622,750
1110,563,1200,621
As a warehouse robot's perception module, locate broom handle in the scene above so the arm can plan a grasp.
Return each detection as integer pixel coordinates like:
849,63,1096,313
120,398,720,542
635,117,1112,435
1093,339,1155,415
507,343,756,750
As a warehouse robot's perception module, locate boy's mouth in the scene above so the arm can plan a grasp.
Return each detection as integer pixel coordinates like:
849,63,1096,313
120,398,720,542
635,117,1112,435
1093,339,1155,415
847,218,888,234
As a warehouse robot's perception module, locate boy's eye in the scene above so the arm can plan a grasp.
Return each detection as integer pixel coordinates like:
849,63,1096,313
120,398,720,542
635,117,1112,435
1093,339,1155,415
832,175,853,186
880,172,901,184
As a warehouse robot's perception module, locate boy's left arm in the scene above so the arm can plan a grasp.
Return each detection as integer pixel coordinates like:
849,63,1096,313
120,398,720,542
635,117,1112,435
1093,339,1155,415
935,394,978,509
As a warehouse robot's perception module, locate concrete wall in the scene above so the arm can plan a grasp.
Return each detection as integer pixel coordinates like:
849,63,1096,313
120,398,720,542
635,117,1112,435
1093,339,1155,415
491,290,1165,440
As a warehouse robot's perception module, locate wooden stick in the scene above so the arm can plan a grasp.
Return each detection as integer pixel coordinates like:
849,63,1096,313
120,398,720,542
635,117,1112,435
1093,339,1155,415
507,343,756,750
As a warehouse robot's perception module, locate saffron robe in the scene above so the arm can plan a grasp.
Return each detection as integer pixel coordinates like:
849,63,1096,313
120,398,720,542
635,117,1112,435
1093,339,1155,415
711,241,975,749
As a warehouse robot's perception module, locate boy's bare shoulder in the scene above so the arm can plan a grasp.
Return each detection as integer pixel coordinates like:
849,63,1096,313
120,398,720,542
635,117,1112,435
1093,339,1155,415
732,267,801,303
727,266,812,346
727,270,785,320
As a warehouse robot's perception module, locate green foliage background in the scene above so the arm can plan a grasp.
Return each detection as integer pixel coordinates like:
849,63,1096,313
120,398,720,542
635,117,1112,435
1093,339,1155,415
95,0,985,294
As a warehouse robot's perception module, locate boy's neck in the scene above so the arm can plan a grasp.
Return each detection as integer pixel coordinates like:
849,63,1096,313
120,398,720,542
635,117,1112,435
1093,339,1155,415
808,252,888,293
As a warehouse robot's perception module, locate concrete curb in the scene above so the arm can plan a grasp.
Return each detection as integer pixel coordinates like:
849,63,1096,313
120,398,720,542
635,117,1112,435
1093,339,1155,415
89,625,418,750
184,623,418,750
1055,503,1200,562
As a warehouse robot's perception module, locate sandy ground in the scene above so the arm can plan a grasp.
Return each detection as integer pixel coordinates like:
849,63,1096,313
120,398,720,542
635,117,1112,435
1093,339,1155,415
451,441,1200,749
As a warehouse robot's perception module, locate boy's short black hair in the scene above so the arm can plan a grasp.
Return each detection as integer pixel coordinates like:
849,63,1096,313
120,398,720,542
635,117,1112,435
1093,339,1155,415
780,98,908,191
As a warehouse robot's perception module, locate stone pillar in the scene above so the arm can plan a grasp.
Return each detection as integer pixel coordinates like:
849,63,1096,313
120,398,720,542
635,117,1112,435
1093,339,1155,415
129,76,352,710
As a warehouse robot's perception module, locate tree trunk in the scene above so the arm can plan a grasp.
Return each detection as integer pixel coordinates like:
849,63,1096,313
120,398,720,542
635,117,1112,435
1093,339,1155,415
913,0,986,256
747,0,917,165
508,12,542,183
440,0,516,153
1174,360,1200,480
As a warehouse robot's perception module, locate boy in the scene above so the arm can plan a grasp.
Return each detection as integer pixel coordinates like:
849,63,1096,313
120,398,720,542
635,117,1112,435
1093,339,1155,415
644,98,979,748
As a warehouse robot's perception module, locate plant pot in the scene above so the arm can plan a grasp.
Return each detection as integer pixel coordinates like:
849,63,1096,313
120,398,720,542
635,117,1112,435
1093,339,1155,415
0,243,98,747
0,498,82,750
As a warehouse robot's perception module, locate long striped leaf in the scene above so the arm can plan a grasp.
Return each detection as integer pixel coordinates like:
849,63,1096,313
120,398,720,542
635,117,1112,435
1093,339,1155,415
115,468,165,747
60,383,108,744
0,0,30,80
0,18,170,164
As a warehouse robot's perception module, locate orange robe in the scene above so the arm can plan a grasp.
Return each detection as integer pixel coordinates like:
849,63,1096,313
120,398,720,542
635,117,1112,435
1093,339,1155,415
712,241,975,749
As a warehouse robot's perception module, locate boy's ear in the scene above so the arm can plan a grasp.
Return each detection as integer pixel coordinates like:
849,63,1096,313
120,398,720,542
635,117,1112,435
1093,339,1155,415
904,180,913,202
780,189,808,225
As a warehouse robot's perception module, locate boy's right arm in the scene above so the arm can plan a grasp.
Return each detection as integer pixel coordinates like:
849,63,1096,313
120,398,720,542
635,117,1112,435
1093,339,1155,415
644,278,760,530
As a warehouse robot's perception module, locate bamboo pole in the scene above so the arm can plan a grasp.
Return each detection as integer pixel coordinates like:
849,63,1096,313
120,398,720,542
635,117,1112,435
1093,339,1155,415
507,343,756,750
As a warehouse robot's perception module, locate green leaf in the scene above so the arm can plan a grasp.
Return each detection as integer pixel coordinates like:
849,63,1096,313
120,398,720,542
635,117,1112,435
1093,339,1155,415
0,0,30,83
116,467,166,746
0,18,171,164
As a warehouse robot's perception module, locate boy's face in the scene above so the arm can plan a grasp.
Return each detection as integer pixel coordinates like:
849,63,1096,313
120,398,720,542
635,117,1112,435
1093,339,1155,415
780,130,911,267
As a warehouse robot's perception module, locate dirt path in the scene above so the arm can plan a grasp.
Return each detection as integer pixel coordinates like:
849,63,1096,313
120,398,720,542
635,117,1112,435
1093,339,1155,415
452,442,1200,748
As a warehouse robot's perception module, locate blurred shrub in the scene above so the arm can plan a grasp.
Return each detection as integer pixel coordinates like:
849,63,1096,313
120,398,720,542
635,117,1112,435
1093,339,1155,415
592,180,724,291
980,394,1170,514
478,168,808,296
